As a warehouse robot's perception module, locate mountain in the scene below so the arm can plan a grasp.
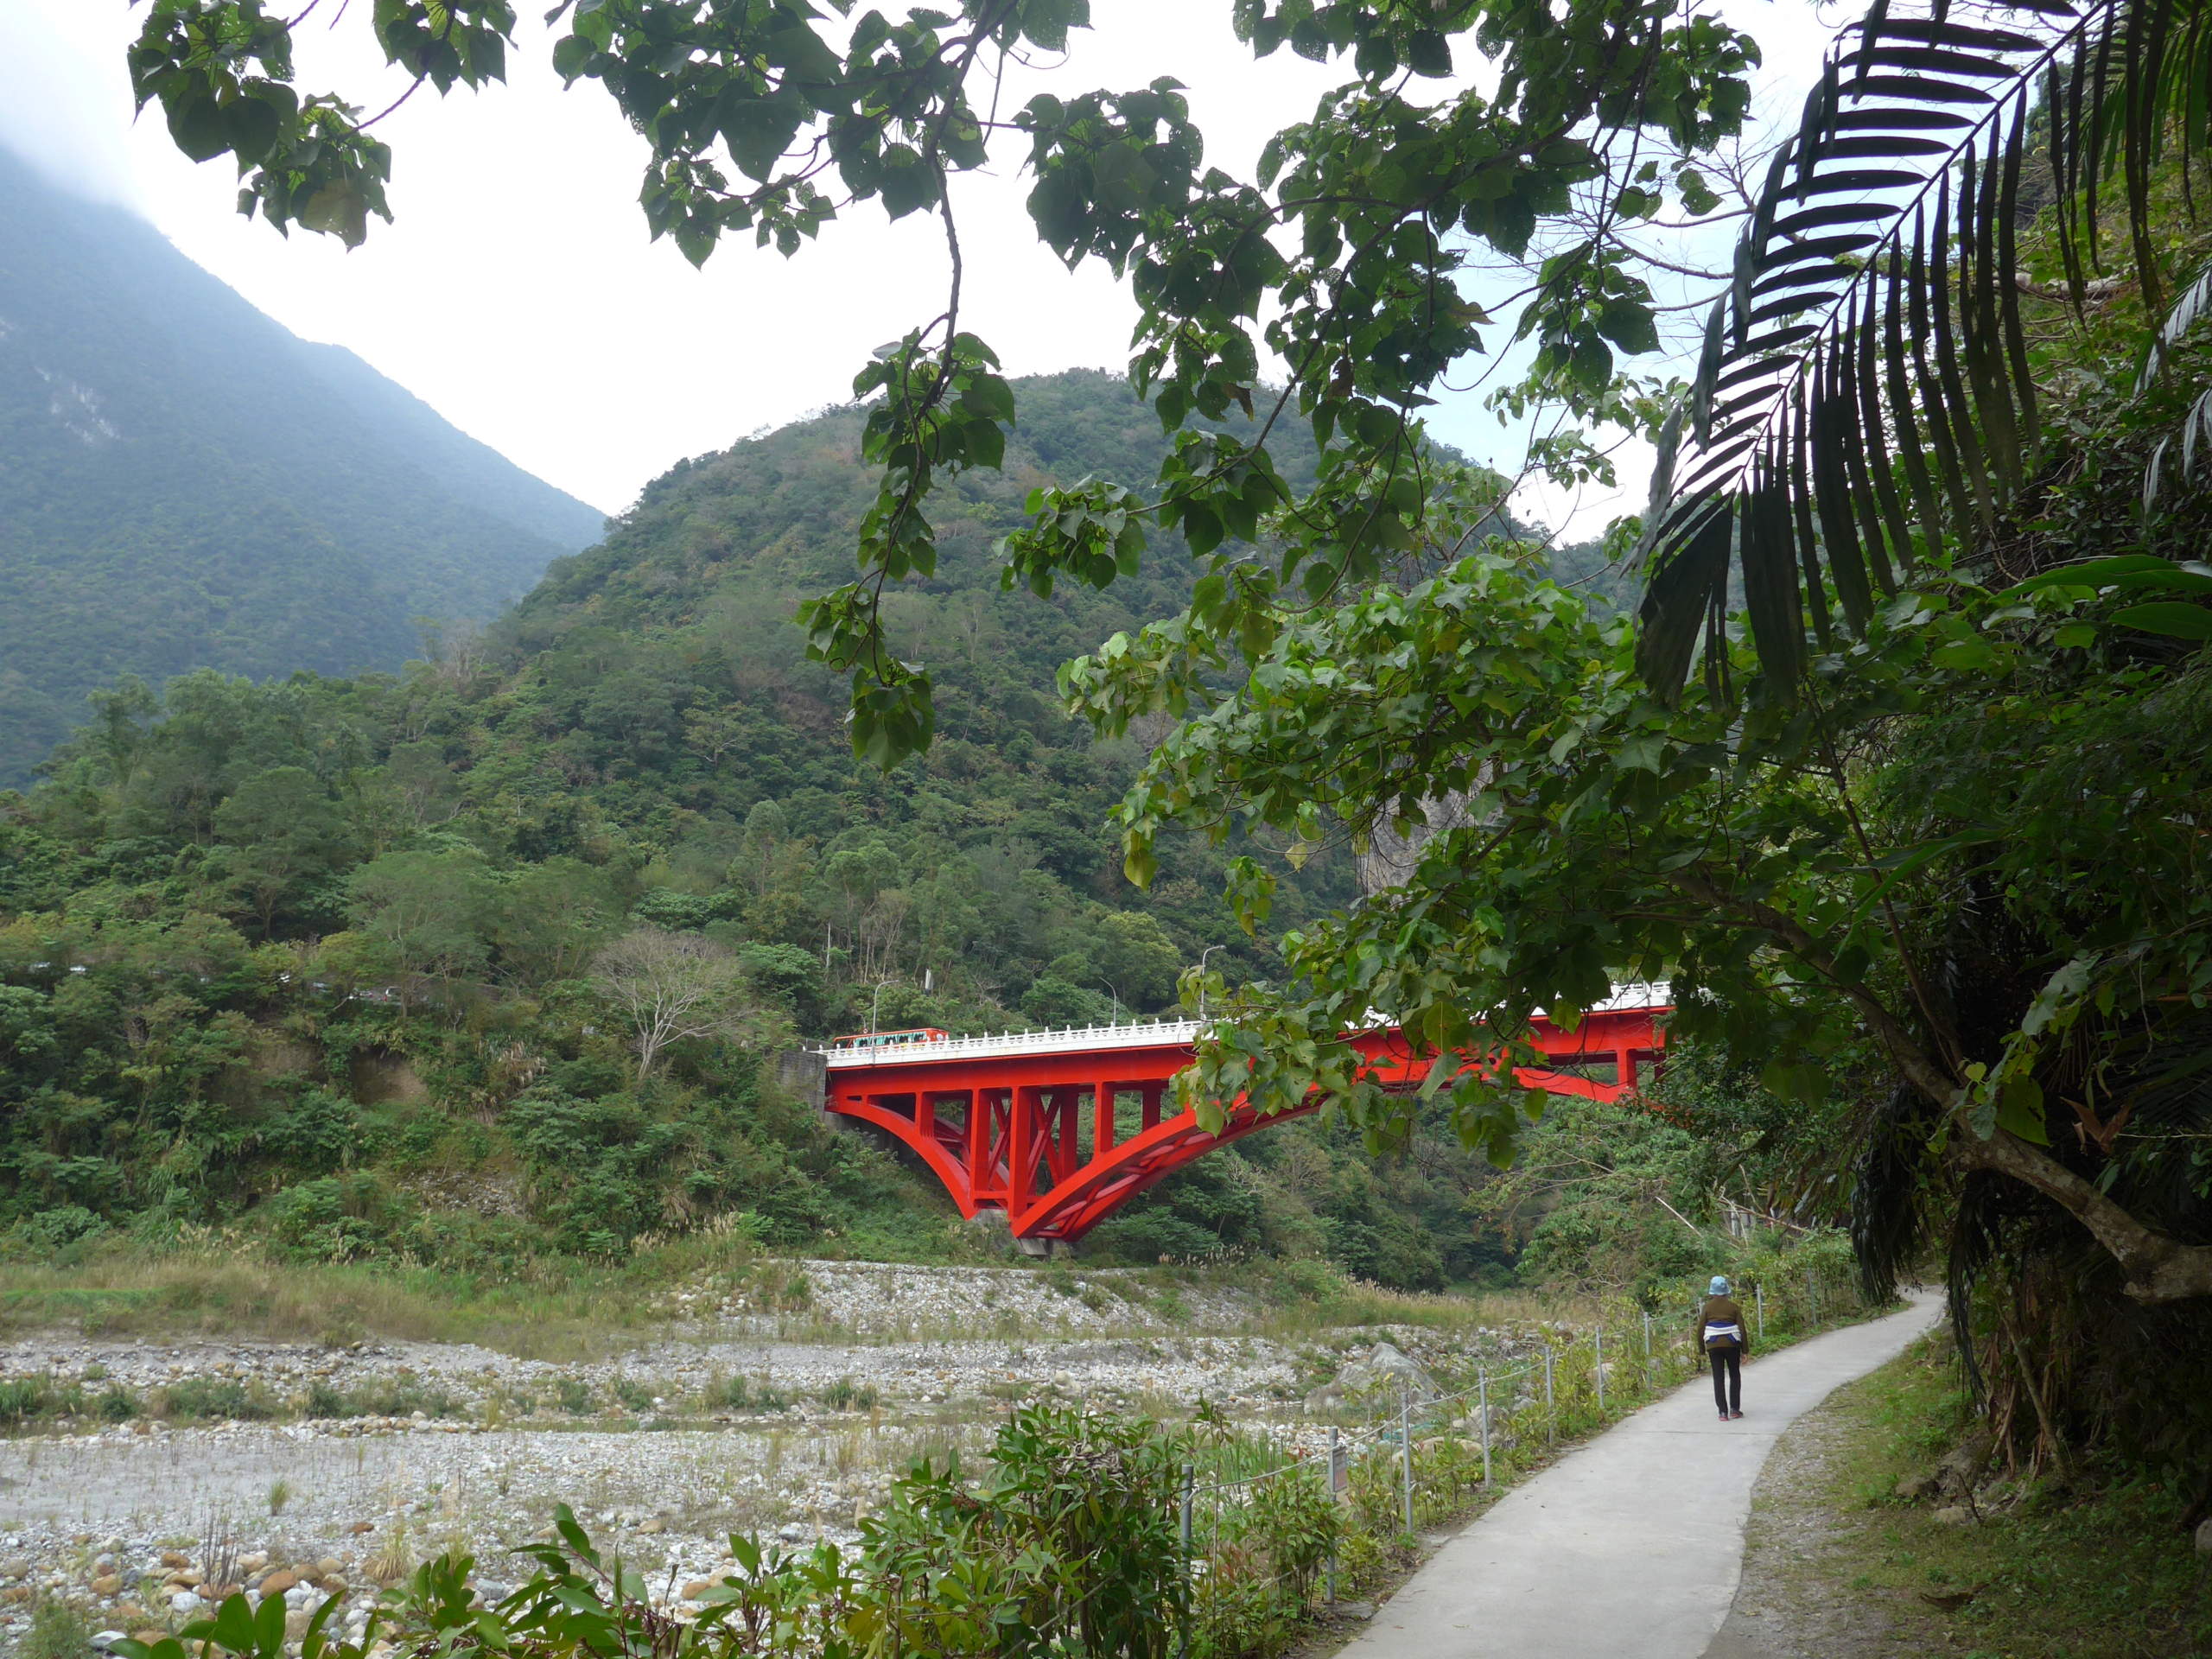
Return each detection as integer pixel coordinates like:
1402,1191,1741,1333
0,370,1510,1288
0,148,607,784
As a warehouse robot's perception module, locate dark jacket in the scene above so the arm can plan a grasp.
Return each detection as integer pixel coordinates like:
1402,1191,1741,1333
1695,1294,1750,1355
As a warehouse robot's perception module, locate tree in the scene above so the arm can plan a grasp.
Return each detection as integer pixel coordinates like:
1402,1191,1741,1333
1638,0,2212,687
345,847,498,982
127,0,1766,760
211,765,355,936
591,927,768,1078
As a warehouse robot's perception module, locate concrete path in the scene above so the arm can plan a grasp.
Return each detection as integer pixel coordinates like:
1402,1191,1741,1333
1332,1292,1942,1659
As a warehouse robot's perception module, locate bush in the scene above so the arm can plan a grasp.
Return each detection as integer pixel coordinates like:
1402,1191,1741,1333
705,1375,788,1413
0,1376,70,1428
162,1376,277,1421
21,1599,91,1659
820,1376,879,1411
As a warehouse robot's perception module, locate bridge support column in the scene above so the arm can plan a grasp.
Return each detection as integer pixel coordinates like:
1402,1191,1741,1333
1094,1079,1116,1157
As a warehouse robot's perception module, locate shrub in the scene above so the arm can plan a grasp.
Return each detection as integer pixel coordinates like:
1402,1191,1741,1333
820,1376,878,1412
0,1376,65,1427
554,1377,594,1415
21,1599,91,1659
705,1375,788,1413
162,1376,276,1421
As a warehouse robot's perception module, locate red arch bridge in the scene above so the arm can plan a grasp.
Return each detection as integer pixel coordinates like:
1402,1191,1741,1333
816,985,1671,1250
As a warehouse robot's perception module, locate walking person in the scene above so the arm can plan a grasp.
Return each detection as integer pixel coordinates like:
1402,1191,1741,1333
1696,1274,1749,1421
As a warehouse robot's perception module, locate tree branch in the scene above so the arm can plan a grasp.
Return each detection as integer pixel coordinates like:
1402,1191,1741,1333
1954,1129,2212,1304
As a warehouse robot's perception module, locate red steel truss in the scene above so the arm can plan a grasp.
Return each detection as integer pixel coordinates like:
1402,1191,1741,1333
821,993,1669,1244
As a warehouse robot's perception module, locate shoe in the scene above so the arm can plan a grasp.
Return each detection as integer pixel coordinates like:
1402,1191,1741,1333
1719,1412,1730,1421
1730,1410,1744,1420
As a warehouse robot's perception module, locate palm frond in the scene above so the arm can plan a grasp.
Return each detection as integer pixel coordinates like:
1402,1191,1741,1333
2139,254,2212,506
1637,0,2212,693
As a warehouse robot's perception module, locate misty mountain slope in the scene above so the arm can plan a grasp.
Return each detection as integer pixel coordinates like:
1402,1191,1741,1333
0,148,607,784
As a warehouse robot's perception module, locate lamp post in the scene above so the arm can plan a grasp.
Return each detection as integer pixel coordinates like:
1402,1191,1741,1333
1196,944,1223,1021
868,978,894,1033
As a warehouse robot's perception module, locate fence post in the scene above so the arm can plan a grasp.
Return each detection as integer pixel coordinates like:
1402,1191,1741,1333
1755,1282,1765,1344
1400,1385,1414,1533
1178,1463,1195,1659
1325,1427,1339,1606
1643,1310,1651,1360
1807,1270,1819,1327
1478,1365,1492,1487
1544,1347,1555,1444
1594,1327,1606,1414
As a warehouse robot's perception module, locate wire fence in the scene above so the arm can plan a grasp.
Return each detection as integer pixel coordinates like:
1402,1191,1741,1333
1169,1260,1878,1658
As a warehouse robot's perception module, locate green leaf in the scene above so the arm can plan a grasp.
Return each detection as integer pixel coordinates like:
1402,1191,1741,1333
1994,1074,2048,1144
168,94,232,162
2113,601,2212,640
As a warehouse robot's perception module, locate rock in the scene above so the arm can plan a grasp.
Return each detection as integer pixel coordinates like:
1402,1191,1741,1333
1332,1341,1440,1399
316,1559,344,1579
134,1631,170,1647
169,1591,202,1614
1930,1504,1974,1527
159,1552,191,1572
2195,1518,2212,1557
258,1571,298,1598
346,1522,376,1535
637,1519,664,1535
681,1580,712,1600
285,1611,312,1641
1932,1427,1995,1497
89,1631,129,1654
1894,1471,1940,1503
91,1574,124,1597
238,1554,268,1574
1332,1601,1376,1619
170,1569,204,1587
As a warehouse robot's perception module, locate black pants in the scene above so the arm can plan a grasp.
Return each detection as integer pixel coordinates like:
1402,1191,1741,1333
1709,1346,1742,1414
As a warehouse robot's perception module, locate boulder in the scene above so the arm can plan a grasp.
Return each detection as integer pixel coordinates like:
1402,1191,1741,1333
2196,1518,2212,1558
1930,1504,1974,1527
257,1571,298,1599
1330,1341,1440,1400
90,1575,123,1598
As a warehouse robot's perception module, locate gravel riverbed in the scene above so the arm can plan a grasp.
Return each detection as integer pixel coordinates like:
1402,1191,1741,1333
0,1261,1511,1651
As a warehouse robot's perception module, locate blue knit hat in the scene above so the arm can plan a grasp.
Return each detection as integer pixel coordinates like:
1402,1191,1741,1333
1709,1275,1731,1295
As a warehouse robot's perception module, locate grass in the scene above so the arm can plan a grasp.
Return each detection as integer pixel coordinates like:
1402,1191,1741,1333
1790,1333,2211,1657
0,1230,778,1358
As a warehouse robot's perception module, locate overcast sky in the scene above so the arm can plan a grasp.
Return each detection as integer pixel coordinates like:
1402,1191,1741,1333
2,0,1842,534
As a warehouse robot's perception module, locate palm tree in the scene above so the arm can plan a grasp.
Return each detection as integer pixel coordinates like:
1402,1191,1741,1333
1637,0,2212,690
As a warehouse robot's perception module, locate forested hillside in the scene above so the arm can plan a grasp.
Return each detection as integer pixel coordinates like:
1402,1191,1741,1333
0,149,606,784
0,370,1515,1285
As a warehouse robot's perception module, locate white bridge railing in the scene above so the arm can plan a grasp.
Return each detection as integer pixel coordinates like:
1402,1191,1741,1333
817,1018,1201,1070
813,982,1669,1071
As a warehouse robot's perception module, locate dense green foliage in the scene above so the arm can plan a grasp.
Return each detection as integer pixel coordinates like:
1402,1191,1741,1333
0,370,1554,1284
0,147,605,785
114,1405,1191,1659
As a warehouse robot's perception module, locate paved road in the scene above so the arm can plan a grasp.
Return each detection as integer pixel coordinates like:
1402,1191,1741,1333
1332,1292,1942,1659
